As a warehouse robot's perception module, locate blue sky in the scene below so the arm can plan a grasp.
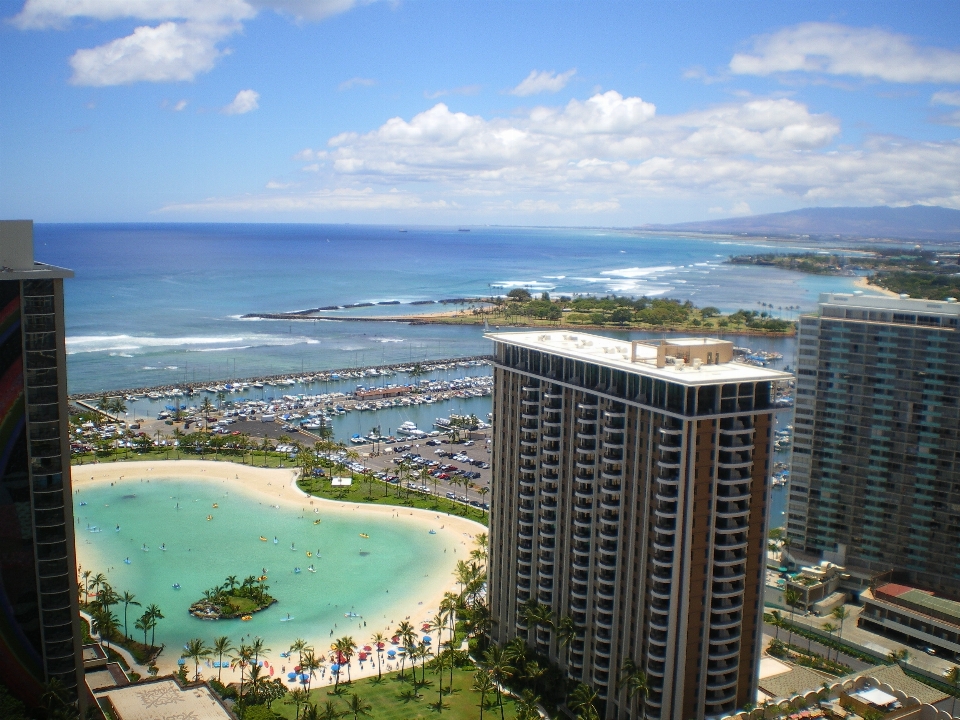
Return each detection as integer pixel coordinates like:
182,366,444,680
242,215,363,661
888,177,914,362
2,1,960,224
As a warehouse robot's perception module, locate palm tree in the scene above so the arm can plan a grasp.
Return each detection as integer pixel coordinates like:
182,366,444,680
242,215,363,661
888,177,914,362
347,693,372,720
251,636,270,666
91,607,118,648
569,683,600,720
120,591,140,639
81,570,92,604
224,575,239,594
783,587,801,646
370,632,386,681
415,643,433,691
290,637,308,670
431,651,450,712
429,612,447,653
260,436,274,466
337,636,356,684
135,613,150,648
821,621,836,658
515,689,542,720
232,643,253,701
887,648,910,667
89,572,107,603
200,397,215,428
944,665,959,717
212,636,234,683
769,609,784,641
246,662,265,704
396,621,415,678
145,604,163,647
482,645,515,720
617,658,648,710
831,606,849,660
182,638,209,681
473,669,495,720
301,649,321,693
315,700,343,720
286,688,309,720
555,615,577,666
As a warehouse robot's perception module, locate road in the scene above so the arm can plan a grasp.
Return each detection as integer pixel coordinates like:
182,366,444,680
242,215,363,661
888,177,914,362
763,623,874,672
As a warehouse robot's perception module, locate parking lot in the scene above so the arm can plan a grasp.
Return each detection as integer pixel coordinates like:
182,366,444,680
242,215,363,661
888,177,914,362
345,434,493,510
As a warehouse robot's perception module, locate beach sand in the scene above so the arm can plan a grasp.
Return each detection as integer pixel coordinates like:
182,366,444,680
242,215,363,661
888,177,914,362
853,275,900,298
73,460,485,682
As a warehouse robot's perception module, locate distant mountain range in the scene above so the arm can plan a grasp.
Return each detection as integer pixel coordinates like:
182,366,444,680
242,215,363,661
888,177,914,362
642,205,960,242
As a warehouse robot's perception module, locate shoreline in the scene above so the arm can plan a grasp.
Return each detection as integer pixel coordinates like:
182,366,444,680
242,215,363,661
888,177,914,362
73,461,485,680
852,275,901,298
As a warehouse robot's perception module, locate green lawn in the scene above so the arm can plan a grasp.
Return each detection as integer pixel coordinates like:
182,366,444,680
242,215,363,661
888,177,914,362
296,476,489,525
271,667,516,720
69,453,489,525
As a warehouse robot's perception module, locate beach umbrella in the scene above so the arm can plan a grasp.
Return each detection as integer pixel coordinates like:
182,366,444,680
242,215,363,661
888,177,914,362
331,664,340,673
422,636,432,644
358,652,367,660
294,665,301,673
386,650,396,657
177,658,185,666
287,672,297,680
363,645,372,651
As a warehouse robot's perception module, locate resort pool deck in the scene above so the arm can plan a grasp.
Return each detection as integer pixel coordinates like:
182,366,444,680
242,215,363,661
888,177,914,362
73,461,483,680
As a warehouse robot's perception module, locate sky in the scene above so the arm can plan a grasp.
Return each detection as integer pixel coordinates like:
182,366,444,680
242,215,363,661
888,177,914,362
2,0,960,225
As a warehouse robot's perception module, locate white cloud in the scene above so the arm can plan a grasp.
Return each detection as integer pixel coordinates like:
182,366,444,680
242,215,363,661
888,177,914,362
252,0,372,21
164,89,960,218
339,77,376,91
173,99,189,111
14,0,374,85
932,91,960,107
12,0,254,29
160,186,451,213
69,21,237,86
425,85,482,99
730,23,960,83
510,68,576,96
222,89,260,114
265,180,297,188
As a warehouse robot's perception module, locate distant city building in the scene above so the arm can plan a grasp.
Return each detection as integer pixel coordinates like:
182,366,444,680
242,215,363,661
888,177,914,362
0,221,83,709
787,293,960,598
485,331,790,720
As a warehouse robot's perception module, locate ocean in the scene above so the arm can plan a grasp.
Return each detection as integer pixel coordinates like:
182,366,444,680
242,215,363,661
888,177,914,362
36,223,874,395
47,224,798,524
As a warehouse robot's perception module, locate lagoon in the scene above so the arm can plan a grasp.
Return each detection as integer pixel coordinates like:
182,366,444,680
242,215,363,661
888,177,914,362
73,462,477,673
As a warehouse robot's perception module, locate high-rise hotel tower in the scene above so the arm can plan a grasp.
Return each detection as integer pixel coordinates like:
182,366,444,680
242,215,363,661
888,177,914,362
787,293,960,597
486,331,790,720
0,222,84,708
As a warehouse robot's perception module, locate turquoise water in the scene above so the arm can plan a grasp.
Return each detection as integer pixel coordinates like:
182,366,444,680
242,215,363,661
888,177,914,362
74,476,459,659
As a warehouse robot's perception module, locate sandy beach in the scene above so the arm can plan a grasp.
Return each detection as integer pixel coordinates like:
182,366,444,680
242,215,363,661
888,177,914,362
853,275,900,297
73,460,485,683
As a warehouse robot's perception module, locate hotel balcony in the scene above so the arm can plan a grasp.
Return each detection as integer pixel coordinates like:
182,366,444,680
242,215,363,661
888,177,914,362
717,486,751,502
709,614,742,632
707,643,740,662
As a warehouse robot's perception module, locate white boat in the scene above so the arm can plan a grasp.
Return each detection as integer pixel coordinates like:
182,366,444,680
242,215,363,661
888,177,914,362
397,421,426,437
